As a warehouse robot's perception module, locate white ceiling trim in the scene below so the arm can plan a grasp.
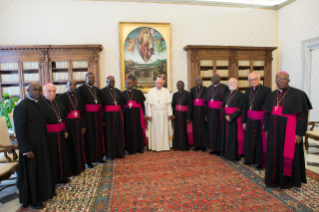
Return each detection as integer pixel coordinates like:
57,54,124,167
92,0,296,9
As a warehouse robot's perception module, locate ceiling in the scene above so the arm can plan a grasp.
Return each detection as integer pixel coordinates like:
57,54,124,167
96,0,295,9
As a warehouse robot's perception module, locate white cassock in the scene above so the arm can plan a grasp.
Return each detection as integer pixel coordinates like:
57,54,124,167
147,87,173,151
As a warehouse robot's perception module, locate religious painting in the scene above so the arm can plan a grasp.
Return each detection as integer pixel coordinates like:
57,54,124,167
119,22,171,93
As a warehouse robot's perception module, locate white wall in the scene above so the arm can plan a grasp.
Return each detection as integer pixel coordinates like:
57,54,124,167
0,0,276,92
278,0,319,120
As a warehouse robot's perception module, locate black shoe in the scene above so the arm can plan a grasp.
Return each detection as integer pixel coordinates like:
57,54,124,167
282,183,292,189
255,165,262,170
87,163,94,168
30,202,45,209
194,147,201,151
137,150,144,153
201,148,207,152
244,162,251,165
99,160,106,163
216,152,220,156
53,192,57,196
209,151,215,154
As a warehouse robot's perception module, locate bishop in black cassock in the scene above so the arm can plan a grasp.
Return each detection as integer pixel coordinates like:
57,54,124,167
75,73,104,168
14,84,52,209
39,83,71,186
172,81,192,151
122,79,146,154
263,71,312,189
204,74,229,154
220,78,244,161
242,72,271,169
101,76,125,158
190,76,208,151
59,81,86,175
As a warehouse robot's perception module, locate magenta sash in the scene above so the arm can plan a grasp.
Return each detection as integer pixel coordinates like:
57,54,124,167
208,100,223,127
104,105,125,146
225,107,244,155
193,98,205,106
85,104,105,154
247,110,266,167
175,105,194,146
271,106,297,177
67,110,81,119
124,100,146,145
46,123,65,133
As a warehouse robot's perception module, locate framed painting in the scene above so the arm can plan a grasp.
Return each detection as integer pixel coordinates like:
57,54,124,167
119,22,171,93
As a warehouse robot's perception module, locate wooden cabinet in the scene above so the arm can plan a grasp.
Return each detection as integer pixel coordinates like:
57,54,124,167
0,45,103,99
183,45,277,93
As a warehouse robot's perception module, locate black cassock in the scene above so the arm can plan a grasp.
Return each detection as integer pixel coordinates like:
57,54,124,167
100,87,125,158
242,85,271,166
263,87,312,188
14,98,53,208
58,92,86,175
220,90,244,161
172,91,192,150
190,86,208,149
204,84,229,151
122,89,146,154
75,84,104,163
38,97,71,184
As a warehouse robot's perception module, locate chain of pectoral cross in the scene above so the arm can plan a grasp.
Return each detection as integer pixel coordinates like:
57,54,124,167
249,86,260,110
42,96,63,123
127,90,135,108
85,84,98,104
107,87,117,105
225,90,238,107
67,92,78,111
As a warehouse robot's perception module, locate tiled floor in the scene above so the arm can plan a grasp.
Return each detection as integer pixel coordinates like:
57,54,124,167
1,139,319,212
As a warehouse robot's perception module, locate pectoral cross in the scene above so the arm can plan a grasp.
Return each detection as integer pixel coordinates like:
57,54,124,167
74,111,78,117
196,99,199,102
114,101,117,105
250,106,252,110
225,104,228,107
179,105,182,109
94,99,98,104
275,105,278,111
210,99,214,102
59,119,63,124
129,102,132,108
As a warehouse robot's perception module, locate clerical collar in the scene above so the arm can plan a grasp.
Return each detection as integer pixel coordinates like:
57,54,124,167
27,94,39,103
278,86,289,93
230,89,237,93
128,89,132,92
108,86,113,90
213,83,219,87
179,90,184,94
67,91,75,96
86,83,93,88
253,85,260,90
197,86,202,89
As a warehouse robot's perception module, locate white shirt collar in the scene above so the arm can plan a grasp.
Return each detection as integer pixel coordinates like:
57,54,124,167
278,88,283,92
86,83,93,88
213,83,219,87
27,94,39,103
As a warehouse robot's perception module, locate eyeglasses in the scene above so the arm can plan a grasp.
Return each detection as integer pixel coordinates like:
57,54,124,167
248,78,259,82
275,78,288,82
228,82,237,85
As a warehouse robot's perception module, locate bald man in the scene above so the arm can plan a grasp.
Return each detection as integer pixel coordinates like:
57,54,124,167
190,76,208,151
14,83,53,209
147,78,173,151
38,83,71,188
100,76,125,158
263,71,312,189
220,78,244,161
242,72,271,170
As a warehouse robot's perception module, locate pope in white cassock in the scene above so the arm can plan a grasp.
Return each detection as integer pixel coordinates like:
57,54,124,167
147,78,173,151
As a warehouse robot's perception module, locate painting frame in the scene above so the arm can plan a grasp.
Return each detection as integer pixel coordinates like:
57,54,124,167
119,22,171,93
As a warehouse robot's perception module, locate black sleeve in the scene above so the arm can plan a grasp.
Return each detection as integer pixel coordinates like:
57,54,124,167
75,87,81,96
172,94,176,116
203,91,209,117
263,112,270,132
78,95,86,129
241,94,247,124
13,104,32,154
141,101,146,115
229,95,242,121
187,93,192,120
220,95,227,118
296,110,309,137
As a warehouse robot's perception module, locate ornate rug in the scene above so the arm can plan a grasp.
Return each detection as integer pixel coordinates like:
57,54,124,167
17,151,319,211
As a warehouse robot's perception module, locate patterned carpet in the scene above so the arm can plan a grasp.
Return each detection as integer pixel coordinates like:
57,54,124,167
16,150,319,212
